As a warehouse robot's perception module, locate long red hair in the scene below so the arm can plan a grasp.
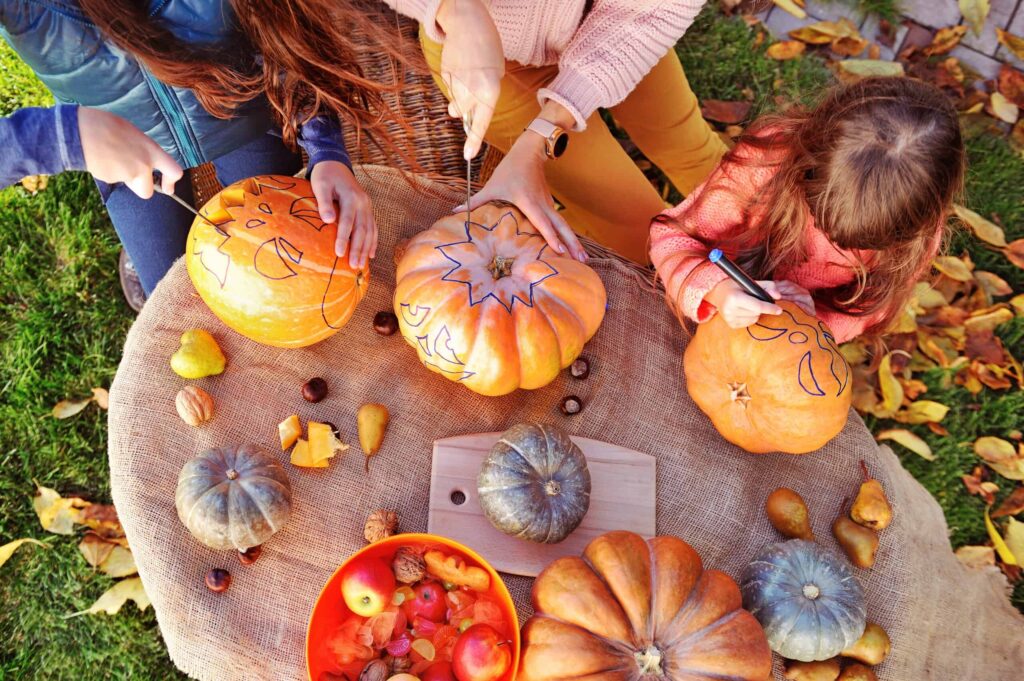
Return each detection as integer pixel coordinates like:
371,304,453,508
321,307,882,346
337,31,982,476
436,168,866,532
78,0,418,163
655,77,965,338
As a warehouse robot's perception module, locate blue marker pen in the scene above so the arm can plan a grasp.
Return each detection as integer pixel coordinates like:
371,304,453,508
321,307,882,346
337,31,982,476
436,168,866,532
708,249,775,304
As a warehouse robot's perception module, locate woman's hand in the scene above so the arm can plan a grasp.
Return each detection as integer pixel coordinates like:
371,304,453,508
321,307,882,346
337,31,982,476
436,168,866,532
705,278,816,328
436,0,504,159
310,160,377,269
454,132,587,262
79,107,183,198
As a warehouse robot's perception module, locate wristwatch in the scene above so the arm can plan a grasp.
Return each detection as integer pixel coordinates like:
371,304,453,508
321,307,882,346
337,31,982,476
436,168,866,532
526,118,569,159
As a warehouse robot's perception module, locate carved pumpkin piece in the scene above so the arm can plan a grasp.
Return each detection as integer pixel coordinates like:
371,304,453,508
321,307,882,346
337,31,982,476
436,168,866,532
185,175,369,348
684,301,852,454
393,203,606,396
520,531,772,681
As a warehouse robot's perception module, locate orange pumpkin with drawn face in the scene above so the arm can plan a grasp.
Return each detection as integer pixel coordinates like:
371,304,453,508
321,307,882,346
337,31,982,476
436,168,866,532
185,175,369,348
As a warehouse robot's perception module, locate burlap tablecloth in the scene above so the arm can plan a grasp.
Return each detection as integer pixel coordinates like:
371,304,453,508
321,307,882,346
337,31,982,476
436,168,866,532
109,166,1024,680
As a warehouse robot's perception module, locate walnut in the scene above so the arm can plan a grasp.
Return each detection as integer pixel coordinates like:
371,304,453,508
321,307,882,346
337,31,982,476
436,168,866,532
392,545,426,584
175,386,214,426
358,659,388,681
364,509,399,543
384,654,412,674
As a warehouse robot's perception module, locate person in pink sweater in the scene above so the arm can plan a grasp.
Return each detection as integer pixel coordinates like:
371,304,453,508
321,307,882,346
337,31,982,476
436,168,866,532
650,77,965,343
384,0,732,264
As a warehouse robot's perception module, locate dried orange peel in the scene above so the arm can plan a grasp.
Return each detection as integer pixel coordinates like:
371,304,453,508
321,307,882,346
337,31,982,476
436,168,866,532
424,550,490,592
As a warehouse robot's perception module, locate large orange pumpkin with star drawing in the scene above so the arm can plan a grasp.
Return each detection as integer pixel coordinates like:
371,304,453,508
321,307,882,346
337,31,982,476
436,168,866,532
394,203,606,396
185,175,369,348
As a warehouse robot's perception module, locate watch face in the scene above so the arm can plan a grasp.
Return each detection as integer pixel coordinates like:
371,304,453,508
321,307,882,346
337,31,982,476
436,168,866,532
552,132,569,158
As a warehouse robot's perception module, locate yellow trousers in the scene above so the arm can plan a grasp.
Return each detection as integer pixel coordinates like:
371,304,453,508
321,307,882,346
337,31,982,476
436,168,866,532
421,31,727,264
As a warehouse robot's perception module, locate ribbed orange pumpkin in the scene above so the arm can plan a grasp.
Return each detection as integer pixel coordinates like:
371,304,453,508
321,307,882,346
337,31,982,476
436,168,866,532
393,203,606,396
684,301,852,454
185,175,369,348
520,531,772,681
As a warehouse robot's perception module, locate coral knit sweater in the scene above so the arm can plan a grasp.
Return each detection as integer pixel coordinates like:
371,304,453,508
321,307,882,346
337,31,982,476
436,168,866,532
384,0,708,130
649,145,940,344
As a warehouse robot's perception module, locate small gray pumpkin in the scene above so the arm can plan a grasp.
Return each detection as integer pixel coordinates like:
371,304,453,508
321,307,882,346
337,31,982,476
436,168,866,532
740,539,866,662
175,444,292,551
477,423,591,544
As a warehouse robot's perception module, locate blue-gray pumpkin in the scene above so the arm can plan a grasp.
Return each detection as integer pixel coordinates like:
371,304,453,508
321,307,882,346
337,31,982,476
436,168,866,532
740,539,866,662
477,423,591,544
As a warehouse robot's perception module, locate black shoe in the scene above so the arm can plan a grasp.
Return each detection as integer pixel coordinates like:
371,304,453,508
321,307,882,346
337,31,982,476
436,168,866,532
118,249,146,313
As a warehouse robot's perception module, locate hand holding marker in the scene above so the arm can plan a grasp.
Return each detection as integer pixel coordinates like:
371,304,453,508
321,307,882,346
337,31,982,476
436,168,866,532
708,248,776,304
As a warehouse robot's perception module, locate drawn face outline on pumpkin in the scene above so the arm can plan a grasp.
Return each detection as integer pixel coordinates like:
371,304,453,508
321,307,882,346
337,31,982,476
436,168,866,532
747,309,850,398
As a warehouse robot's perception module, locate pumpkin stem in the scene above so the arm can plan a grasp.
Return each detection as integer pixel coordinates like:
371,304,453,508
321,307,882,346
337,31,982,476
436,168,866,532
488,256,515,280
226,469,238,480
544,480,562,497
728,381,752,408
802,583,821,600
634,646,663,675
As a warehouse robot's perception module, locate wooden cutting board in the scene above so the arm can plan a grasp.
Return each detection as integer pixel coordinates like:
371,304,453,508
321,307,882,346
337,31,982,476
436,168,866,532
427,431,656,577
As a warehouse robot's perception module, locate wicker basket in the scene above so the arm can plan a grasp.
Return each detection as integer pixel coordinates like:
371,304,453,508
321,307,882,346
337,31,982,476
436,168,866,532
189,11,500,206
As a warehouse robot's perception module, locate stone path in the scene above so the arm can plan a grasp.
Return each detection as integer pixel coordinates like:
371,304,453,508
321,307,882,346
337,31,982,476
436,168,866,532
758,0,1024,80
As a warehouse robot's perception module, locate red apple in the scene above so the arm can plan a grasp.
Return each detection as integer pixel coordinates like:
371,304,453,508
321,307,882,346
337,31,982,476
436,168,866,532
452,623,512,681
421,661,457,681
339,557,395,617
402,580,448,622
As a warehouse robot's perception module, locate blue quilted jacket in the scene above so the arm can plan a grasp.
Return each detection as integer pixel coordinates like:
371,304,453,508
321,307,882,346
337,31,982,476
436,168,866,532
0,0,348,170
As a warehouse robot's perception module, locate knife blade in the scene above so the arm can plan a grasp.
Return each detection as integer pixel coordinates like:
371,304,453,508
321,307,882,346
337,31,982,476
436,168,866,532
153,182,219,228
462,110,473,228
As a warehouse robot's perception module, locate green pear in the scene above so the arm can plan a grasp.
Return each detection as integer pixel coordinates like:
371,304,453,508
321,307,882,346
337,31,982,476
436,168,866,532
170,329,226,379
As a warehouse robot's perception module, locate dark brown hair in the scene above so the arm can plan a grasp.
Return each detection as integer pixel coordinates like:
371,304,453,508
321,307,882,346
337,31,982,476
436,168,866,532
78,0,417,161
655,77,965,339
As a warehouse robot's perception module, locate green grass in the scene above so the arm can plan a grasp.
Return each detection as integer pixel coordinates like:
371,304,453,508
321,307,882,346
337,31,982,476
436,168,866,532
0,6,1022,677
0,39,183,679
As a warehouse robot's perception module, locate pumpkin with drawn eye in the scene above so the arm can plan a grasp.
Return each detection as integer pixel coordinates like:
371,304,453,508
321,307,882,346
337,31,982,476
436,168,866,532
393,203,606,397
683,301,851,454
185,175,369,348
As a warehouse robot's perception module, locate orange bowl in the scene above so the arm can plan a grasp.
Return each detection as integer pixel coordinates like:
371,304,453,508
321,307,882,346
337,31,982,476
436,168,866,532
306,533,520,680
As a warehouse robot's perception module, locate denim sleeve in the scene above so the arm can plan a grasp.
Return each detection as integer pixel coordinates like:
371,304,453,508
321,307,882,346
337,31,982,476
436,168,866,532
0,104,86,189
297,114,352,176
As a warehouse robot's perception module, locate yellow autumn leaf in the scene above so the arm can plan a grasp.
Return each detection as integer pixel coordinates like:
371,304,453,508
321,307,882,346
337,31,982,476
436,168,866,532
52,397,93,419
836,60,905,79
1005,518,1024,565
66,577,150,618
997,28,1024,60
974,271,1012,298
0,538,46,569
876,429,934,460
990,92,1020,124
32,484,87,535
893,400,950,424
955,545,995,569
985,507,1018,565
960,0,990,37
91,387,109,410
773,0,807,19
932,255,974,281
913,281,947,309
872,353,904,418
1011,293,1024,316
964,307,1014,333
98,546,138,578
766,40,806,60
974,436,1024,480
78,533,114,568
953,204,1007,247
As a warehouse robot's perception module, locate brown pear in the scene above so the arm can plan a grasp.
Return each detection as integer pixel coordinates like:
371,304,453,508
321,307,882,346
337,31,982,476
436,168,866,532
783,658,840,681
833,506,880,569
766,487,815,540
850,461,893,531
837,663,879,681
841,622,891,665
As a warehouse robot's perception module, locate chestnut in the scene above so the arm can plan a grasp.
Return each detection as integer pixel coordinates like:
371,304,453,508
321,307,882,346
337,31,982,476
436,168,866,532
301,377,328,403
373,311,399,336
560,395,583,415
205,568,231,592
238,545,262,566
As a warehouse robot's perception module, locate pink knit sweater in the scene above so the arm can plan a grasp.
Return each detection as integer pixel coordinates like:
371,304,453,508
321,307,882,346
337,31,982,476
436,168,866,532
649,145,940,343
384,0,708,130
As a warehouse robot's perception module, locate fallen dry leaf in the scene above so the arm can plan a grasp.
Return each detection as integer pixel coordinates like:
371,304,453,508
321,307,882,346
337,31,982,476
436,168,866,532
1004,239,1024,270
91,388,109,410
989,92,1020,124
78,532,115,568
98,546,137,578
876,428,934,460
836,59,904,80
975,436,1024,480
66,577,150,618
1005,518,1024,564
997,28,1024,60
52,398,93,420
893,400,950,424
965,329,1005,364
933,255,974,281
33,484,88,535
986,507,1019,565
700,99,752,124
998,65,1024,108
767,40,806,60
963,469,999,504
956,545,996,569
965,306,1014,333
0,538,47,569
924,26,968,56
19,174,48,194
872,353,904,418
954,204,1007,247
772,0,806,19
993,486,1024,518
78,504,122,534
959,0,990,37
974,271,1012,299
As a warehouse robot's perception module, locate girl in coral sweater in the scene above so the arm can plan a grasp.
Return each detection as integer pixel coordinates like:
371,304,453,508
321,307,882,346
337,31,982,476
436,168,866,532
650,77,965,343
